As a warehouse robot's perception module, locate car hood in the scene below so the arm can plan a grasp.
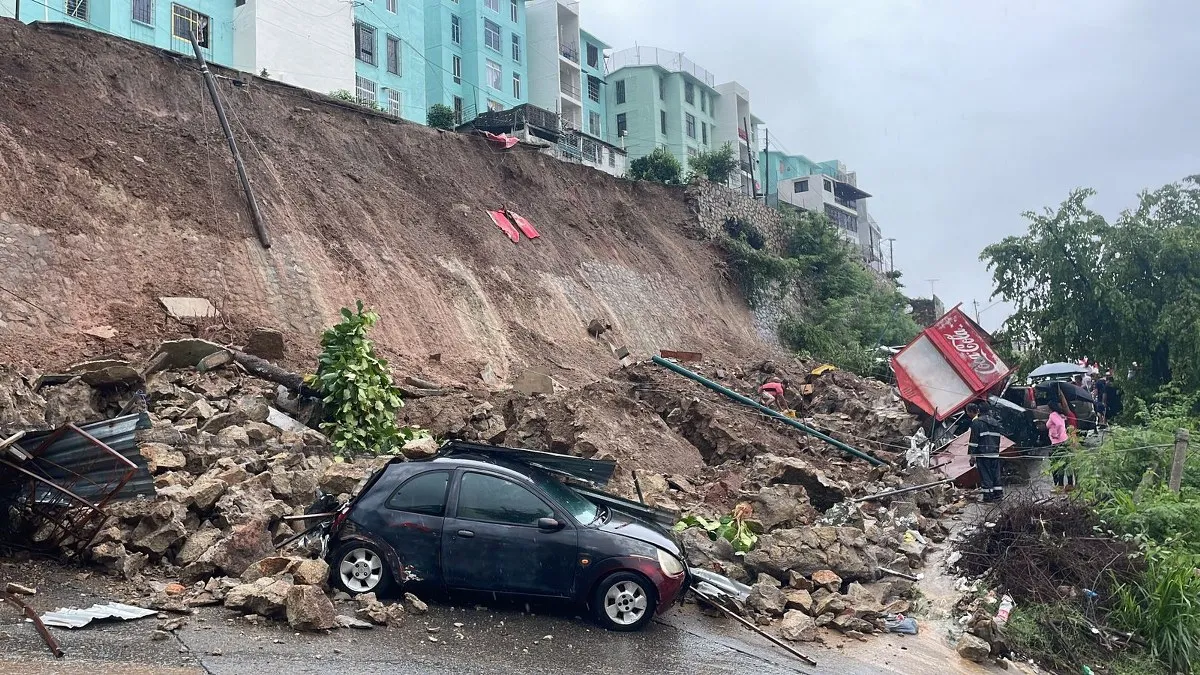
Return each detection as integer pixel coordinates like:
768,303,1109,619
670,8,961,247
595,507,681,557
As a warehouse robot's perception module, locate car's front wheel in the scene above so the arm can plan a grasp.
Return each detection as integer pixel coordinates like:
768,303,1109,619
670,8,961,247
593,572,657,631
331,542,393,596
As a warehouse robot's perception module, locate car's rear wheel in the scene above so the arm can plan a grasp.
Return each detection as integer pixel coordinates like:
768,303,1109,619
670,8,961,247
593,572,657,632
331,542,392,596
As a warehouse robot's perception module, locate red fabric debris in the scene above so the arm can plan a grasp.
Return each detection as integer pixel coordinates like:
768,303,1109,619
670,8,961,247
507,211,539,239
488,210,520,243
483,131,519,149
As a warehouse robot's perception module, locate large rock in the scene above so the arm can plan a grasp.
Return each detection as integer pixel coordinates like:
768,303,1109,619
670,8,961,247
244,328,286,361
843,582,886,619
291,559,330,587
43,377,102,429
785,589,814,615
744,527,889,581
319,461,371,496
779,610,817,642
176,526,223,566
750,455,851,511
201,411,250,435
140,443,187,474
224,577,293,618
187,478,228,511
129,502,189,555
956,633,992,662
355,592,390,625
0,367,49,430
241,556,296,583
190,515,275,579
216,425,250,449
286,584,336,631
811,569,842,592
400,436,439,460
747,580,788,618
750,484,818,531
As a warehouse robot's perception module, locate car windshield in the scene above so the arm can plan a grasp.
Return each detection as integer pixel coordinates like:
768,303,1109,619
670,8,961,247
524,468,599,524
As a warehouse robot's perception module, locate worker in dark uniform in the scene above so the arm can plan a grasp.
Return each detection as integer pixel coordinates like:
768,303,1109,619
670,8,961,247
966,401,1004,502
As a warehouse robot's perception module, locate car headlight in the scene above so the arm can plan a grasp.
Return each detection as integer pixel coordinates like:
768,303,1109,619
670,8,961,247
657,548,685,576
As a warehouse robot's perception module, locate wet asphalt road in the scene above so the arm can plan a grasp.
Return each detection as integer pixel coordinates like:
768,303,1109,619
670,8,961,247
0,585,977,675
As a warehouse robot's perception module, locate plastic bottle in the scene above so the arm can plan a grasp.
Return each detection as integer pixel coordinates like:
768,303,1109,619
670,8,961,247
994,594,1014,627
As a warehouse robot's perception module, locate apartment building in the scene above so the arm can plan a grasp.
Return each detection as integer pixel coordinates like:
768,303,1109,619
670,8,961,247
713,81,763,196
761,150,883,269
349,0,426,122
606,47,720,173
423,0,528,124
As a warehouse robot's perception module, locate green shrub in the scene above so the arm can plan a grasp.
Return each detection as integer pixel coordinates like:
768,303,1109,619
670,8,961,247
1113,544,1200,673
687,142,738,183
628,147,683,185
427,103,456,130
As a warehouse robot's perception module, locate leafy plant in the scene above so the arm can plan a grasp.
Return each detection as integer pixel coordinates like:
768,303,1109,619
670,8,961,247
628,147,683,185
427,103,456,130
674,503,759,553
687,142,739,184
312,301,416,456
329,89,357,103
1113,544,1200,673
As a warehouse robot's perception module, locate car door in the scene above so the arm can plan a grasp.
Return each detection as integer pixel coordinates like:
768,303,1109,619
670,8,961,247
376,470,452,586
442,470,579,597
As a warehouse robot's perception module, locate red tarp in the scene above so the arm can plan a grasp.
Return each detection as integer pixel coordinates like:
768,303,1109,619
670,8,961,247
892,306,1014,420
507,211,540,239
483,131,519,149
487,210,520,243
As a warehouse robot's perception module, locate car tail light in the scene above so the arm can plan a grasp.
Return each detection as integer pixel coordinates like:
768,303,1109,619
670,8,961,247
331,506,350,533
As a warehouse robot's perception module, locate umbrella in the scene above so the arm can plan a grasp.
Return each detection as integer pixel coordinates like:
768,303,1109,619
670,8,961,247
1029,362,1092,380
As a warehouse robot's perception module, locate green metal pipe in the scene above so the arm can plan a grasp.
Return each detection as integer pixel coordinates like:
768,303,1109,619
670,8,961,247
651,356,885,467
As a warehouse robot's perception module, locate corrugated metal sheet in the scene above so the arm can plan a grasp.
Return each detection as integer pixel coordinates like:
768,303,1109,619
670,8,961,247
41,602,157,629
440,440,617,486
16,413,155,502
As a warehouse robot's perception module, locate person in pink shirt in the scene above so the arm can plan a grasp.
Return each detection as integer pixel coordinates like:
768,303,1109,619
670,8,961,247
1048,404,1071,489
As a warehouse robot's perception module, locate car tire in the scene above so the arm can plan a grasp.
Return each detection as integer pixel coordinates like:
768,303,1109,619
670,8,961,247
330,541,393,596
592,572,657,632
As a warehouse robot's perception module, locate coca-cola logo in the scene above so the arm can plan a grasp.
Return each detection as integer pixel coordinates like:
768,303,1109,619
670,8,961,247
943,327,1000,377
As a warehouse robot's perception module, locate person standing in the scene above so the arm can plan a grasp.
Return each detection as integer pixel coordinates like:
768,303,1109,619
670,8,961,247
967,401,1004,502
1048,403,1072,489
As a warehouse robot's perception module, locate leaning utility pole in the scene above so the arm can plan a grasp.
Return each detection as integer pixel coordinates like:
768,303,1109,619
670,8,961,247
1170,428,1190,493
188,29,272,249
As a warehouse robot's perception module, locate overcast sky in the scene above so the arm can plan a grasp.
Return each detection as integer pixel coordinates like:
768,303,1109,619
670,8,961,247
583,0,1200,331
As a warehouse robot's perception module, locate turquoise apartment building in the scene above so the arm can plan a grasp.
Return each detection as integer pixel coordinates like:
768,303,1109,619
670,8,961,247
424,0,528,123
578,28,608,140
605,46,719,172
352,0,427,122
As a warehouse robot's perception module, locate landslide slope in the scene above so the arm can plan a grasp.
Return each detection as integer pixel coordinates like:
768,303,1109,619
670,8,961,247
0,20,766,380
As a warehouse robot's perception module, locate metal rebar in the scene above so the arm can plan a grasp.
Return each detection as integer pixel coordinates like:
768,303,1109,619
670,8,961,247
651,356,884,466
692,587,816,666
3,592,63,658
852,478,955,503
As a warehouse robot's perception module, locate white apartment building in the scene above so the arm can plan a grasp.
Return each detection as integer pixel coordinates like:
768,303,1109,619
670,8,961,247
713,81,763,196
525,0,583,130
231,0,356,95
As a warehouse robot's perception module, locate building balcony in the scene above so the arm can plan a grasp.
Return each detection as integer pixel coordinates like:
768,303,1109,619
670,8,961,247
560,78,581,100
738,128,749,142
560,42,580,64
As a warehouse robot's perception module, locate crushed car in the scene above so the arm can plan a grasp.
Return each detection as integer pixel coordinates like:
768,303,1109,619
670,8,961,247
312,441,689,631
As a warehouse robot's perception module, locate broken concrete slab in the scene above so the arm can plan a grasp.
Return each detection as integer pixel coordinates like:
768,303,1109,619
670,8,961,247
149,339,228,373
159,297,220,321
513,369,555,396
244,328,286,361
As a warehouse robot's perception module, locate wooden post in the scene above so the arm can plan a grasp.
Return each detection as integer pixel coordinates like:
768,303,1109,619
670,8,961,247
1169,428,1189,493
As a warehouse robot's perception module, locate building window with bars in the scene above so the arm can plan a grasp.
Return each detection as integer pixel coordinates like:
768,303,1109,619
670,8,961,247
171,5,210,47
386,35,401,75
484,0,498,11
685,113,696,139
587,43,599,69
608,150,616,168
451,15,461,44
587,75,600,103
486,59,502,90
511,34,521,63
512,72,521,98
387,89,402,116
484,19,501,51
660,110,667,135
131,0,153,25
386,0,396,12
616,113,627,137
452,55,462,84
355,76,377,106
589,111,601,137
684,82,694,105
66,0,88,20
701,121,707,144
354,22,376,65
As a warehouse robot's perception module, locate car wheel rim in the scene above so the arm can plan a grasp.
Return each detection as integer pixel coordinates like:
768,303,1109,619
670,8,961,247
339,548,383,593
604,580,648,625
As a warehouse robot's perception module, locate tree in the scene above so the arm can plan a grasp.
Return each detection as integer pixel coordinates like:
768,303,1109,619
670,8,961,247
427,103,456,130
981,176,1200,393
688,142,739,184
627,147,683,185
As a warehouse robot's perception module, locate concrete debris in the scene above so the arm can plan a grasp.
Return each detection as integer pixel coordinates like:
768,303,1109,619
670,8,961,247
159,297,220,321
244,328,286,361
403,592,428,615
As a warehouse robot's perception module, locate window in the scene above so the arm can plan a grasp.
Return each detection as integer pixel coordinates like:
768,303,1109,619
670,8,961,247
131,0,153,25
354,22,376,65
355,76,377,105
658,77,665,100
795,179,809,193
453,96,464,123
660,110,667,134
511,34,521,63
700,91,707,113
387,89,402,116
66,0,88,20
586,43,599,69
456,473,554,526
589,111,601,137
512,72,521,98
386,36,401,75
510,0,518,22
452,55,462,84
450,15,461,45
488,99,504,112
685,113,696,139
824,178,833,192
616,113,627,136
486,59,502,90
608,150,616,168
701,121,707,145
385,471,449,516
484,19,501,51
687,146,698,158
484,0,498,13
172,4,210,47
386,0,397,12
587,75,600,103
615,80,626,104
685,82,694,105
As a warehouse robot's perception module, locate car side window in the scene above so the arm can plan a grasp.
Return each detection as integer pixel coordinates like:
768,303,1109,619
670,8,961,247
455,472,554,526
385,471,450,517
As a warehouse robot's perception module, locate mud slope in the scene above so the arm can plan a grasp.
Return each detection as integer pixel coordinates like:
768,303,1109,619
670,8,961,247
0,20,766,379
